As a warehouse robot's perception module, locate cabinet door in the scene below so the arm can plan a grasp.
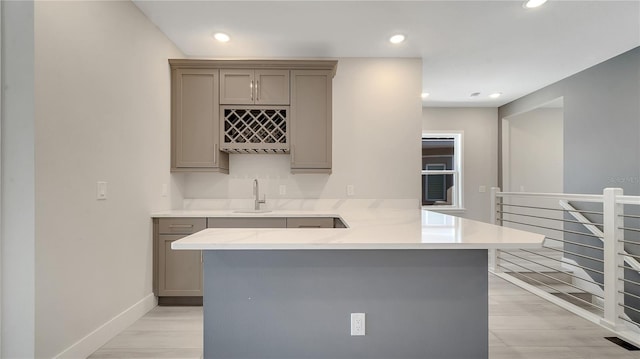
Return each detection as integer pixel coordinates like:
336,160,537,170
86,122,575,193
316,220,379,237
255,70,290,105
220,69,254,105
290,70,332,173
172,68,228,171
158,235,203,296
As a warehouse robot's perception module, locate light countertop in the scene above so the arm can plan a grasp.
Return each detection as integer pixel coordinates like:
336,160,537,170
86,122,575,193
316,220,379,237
151,209,344,218
164,207,544,250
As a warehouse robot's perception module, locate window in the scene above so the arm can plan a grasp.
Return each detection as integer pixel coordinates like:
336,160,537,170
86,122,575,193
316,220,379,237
421,133,462,209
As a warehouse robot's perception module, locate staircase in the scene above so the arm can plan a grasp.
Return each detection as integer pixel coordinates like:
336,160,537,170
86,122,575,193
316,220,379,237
498,248,603,315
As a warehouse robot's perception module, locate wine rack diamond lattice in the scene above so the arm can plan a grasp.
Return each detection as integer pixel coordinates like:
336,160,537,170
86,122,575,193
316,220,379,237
221,107,289,153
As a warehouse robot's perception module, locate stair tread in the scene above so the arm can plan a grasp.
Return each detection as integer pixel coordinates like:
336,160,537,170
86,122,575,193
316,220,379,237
504,270,575,285
536,284,589,294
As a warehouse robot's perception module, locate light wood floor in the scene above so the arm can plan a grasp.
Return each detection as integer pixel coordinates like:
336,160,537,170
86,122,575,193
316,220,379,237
89,273,640,358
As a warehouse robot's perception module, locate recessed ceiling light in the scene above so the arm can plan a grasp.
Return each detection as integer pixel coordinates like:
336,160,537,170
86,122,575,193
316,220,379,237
489,92,502,99
213,32,230,43
523,0,548,8
421,92,430,99
389,34,406,44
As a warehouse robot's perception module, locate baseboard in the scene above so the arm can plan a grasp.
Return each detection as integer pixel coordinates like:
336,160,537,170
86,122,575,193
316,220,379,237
54,293,157,359
158,296,203,306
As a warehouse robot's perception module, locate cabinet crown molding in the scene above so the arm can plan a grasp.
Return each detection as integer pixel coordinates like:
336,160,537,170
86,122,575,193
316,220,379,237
169,59,338,77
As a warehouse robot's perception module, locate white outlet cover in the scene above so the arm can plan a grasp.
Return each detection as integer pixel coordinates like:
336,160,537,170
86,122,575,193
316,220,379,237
350,313,365,336
279,185,286,195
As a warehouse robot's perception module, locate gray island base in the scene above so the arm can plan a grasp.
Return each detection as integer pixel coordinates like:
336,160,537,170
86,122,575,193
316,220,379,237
203,249,488,359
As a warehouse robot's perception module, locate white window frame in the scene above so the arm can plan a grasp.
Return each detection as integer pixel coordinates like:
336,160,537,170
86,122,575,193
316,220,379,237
421,132,464,212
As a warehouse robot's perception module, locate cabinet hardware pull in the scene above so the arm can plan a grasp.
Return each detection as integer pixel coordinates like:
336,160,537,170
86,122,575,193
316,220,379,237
256,80,259,102
298,225,322,228
250,80,254,101
169,224,194,228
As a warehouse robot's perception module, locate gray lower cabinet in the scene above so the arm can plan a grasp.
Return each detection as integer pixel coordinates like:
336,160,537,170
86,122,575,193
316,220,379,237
286,217,334,228
154,218,206,301
290,70,333,173
207,217,286,228
154,216,341,305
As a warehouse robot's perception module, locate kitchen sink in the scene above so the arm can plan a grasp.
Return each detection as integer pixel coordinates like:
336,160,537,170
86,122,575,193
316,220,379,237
233,209,272,214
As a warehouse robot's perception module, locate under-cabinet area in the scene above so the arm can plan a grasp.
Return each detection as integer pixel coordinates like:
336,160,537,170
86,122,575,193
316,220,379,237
169,60,337,173
153,215,344,304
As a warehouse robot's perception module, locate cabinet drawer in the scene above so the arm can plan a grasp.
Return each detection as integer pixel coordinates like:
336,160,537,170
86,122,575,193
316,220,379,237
158,218,207,234
207,217,286,228
286,217,334,228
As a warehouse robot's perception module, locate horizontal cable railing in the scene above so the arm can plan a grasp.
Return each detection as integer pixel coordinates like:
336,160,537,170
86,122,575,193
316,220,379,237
615,195,640,340
490,188,640,347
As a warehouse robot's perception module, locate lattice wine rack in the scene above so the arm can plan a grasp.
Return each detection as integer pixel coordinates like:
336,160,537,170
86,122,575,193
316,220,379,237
220,106,289,153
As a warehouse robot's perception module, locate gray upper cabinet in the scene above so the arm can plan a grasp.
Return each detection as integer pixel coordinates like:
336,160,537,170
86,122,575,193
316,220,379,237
220,69,290,105
290,70,333,173
169,59,336,173
171,68,229,172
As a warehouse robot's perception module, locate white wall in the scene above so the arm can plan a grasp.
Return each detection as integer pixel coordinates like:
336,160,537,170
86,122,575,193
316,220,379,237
34,1,183,357
499,48,639,196
1,1,36,357
506,107,563,193
422,108,498,223
501,106,564,244
181,58,423,202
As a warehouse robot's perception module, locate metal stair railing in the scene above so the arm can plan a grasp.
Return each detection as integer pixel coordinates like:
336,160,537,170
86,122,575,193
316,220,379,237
490,187,640,347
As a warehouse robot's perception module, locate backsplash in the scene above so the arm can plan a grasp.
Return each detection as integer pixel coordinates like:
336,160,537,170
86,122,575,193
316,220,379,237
183,198,419,211
179,154,330,199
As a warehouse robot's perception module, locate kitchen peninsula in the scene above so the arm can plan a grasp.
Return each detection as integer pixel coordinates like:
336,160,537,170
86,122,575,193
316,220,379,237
164,203,544,359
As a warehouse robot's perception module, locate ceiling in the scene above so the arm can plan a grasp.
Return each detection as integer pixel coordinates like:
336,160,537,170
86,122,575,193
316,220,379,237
133,0,640,107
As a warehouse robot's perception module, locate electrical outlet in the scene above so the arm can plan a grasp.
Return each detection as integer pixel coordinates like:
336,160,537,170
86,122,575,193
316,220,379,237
479,185,486,193
346,184,355,196
279,185,287,195
350,313,365,336
97,181,107,200
161,183,168,197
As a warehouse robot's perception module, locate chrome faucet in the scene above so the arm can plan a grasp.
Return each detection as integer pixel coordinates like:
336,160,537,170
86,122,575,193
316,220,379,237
253,178,266,210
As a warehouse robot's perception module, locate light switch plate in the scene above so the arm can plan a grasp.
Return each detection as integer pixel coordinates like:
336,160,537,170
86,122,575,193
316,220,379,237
346,185,355,196
279,185,287,195
97,181,107,200
479,185,486,193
